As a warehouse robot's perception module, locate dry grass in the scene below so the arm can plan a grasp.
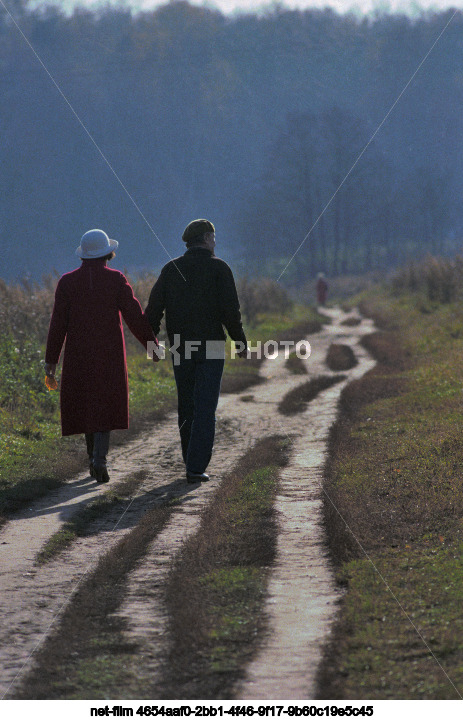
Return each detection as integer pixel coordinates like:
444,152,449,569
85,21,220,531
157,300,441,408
391,255,463,305
278,375,345,416
162,435,291,699
322,332,408,565
318,285,463,699
360,331,410,369
326,343,358,371
341,315,361,326
0,274,58,342
325,324,463,561
285,351,308,375
236,277,293,325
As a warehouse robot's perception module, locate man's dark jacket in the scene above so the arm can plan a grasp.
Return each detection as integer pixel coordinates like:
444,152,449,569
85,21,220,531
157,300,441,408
145,247,247,353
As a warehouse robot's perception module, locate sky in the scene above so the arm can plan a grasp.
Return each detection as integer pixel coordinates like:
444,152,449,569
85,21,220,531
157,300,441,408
30,0,462,19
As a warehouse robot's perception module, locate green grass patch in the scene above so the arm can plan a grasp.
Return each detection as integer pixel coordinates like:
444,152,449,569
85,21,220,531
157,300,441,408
126,353,177,415
285,351,308,375
325,544,463,699
199,566,266,674
318,281,463,699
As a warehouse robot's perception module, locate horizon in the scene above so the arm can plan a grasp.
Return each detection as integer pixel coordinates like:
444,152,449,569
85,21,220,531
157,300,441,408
27,0,462,19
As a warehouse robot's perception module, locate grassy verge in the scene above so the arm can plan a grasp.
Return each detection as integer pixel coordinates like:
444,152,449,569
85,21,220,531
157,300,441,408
161,435,291,699
318,281,463,699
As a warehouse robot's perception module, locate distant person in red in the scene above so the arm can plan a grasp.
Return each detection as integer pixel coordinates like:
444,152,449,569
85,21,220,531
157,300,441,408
44,229,158,484
316,272,328,306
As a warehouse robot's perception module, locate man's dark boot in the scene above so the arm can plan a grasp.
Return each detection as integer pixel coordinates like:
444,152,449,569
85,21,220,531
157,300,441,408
186,471,209,483
94,466,110,484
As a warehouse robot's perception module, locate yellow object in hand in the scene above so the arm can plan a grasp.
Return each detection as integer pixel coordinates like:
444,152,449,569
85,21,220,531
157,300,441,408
45,375,58,391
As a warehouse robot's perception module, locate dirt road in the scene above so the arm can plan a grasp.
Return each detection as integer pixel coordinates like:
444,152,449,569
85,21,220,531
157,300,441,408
0,307,375,699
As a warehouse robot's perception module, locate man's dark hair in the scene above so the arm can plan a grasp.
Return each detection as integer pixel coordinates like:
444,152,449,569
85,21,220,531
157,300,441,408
185,233,209,249
182,219,214,246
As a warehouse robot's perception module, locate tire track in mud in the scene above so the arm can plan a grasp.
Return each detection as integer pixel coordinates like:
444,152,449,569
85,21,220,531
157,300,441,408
235,319,375,699
0,307,376,699
0,422,186,698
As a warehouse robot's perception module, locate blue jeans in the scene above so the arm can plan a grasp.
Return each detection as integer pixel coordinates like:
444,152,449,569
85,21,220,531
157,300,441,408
172,357,224,474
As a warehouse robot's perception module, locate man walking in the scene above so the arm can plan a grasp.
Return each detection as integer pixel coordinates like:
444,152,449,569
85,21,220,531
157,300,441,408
146,219,247,483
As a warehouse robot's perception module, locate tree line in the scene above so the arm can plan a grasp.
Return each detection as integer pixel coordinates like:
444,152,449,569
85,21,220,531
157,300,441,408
1,1,462,282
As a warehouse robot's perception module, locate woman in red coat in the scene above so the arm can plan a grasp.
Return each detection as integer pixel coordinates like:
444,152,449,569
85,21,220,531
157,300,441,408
45,229,158,483
316,272,328,306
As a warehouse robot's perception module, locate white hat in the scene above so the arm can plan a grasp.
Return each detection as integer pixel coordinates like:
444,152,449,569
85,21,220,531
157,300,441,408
75,229,118,259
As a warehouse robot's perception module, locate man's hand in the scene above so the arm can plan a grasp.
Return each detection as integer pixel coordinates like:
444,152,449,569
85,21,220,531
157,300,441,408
44,362,57,376
237,347,248,359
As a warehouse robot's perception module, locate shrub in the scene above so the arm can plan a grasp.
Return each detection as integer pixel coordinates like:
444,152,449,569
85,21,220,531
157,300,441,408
391,255,463,305
236,277,293,325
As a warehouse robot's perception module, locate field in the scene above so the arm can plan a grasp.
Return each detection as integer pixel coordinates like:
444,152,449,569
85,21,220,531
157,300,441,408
0,271,316,522
1,259,463,700
319,256,463,699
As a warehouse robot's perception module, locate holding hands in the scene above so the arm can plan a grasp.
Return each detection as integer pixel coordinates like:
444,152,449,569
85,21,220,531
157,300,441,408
45,362,57,377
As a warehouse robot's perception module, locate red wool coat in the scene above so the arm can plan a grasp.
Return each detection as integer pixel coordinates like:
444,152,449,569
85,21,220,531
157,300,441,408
316,277,328,304
45,259,156,436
